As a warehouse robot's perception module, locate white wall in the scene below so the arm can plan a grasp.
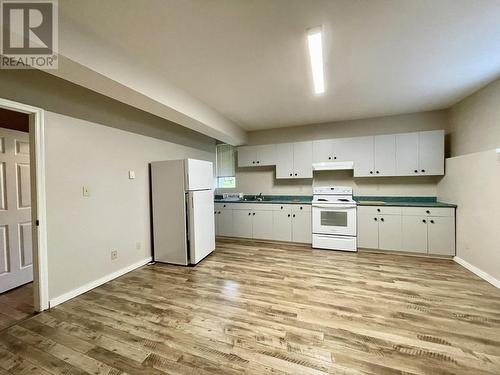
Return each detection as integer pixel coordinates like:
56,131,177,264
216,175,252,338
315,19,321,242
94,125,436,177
45,112,214,299
218,110,447,196
437,77,500,284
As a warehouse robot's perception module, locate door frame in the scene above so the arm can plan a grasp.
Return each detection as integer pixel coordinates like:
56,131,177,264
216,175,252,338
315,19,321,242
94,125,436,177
0,97,48,312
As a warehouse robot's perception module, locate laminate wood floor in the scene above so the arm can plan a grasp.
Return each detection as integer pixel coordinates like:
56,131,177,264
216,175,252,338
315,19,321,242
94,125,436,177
1,238,500,374
0,282,34,331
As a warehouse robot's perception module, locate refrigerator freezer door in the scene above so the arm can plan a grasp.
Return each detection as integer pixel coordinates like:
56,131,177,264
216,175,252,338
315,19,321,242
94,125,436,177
185,159,213,191
188,190,216,264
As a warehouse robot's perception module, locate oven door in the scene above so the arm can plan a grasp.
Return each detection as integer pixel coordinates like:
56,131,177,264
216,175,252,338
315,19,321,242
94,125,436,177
312,204,357,236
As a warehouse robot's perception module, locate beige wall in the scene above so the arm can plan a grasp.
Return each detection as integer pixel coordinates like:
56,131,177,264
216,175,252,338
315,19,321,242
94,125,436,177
0,70,216,301
218,110,447,196
45,111,214,299
437,77,500,283
247,110,448,145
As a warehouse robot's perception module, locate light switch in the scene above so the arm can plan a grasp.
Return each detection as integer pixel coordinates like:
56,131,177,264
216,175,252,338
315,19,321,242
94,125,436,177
128,170,136,179
82,186,90,197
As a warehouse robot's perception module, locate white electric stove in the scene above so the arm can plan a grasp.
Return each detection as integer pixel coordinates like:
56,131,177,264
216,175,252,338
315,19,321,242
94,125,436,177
312,186,357,252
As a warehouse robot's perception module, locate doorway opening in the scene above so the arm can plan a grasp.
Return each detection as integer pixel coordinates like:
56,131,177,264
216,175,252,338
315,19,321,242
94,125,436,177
0,108,34,329
0,98,48,330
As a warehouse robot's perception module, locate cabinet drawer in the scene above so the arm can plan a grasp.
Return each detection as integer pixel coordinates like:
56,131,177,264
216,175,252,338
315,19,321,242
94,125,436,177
291,204,311,213
358,206,402,216
402,207,454,217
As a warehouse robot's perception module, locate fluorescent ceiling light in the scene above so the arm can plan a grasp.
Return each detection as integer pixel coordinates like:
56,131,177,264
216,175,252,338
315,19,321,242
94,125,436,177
307,27,325,94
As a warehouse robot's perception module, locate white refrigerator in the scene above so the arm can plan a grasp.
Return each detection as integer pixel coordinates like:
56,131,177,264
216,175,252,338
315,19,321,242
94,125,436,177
150,159,215,265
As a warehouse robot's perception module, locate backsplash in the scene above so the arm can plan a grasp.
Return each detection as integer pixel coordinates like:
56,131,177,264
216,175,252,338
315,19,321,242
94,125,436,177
216,167,441,197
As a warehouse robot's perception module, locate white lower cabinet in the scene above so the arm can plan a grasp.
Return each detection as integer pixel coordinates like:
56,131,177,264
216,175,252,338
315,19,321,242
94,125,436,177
272,209,292,242
291,207,311,243
232,209,253,238
378,215,402,251
358,205,455,256
215,203,312,243
252,210,274,240
427,216,455,256
401,216,428,253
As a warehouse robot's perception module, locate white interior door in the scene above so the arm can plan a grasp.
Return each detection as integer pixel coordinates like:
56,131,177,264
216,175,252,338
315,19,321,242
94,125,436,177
188,190,215,264
0,128,32,293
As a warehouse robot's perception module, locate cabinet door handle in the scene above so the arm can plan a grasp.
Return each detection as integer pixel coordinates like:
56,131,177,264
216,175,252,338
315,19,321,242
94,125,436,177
370,171,373,174
376,171,380,174
374,217,378,221
287,214,290,217
421,169,425,173
253,213,255,216
380,217,384,222
256,161,260,164
280,206,283,209
334,156,337,160
223,204,226,207
292,214,296,218
430,220,435,224
422,219,427,223
294,173,297,176
300,206,303,210
252,161,255,164
289,173,292,176
248,213,251,216
328,156,332,160
377,208,381,212
414,170,418,173
426,210,430,214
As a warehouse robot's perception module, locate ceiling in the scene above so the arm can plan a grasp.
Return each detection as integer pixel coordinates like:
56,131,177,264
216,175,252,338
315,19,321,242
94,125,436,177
59,0,500,134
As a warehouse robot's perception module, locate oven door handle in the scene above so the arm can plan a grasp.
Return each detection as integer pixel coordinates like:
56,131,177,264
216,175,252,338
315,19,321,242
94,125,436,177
312,204,357,209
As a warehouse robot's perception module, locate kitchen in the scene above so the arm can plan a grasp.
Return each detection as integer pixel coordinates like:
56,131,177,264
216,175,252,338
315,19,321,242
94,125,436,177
0,1,499,374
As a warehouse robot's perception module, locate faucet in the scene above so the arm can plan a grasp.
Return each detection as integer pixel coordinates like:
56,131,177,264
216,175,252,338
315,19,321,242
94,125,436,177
256,193,263,201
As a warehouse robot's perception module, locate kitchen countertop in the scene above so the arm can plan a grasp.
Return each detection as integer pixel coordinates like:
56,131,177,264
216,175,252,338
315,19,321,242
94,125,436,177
354,196,457,208
214,195,457,208
214,195,312,205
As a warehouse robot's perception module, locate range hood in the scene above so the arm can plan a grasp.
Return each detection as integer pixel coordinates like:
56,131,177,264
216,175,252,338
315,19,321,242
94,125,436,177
312,161,354,171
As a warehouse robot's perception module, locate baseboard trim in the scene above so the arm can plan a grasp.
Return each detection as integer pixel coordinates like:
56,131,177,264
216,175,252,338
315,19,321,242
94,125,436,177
49,257,152,308
454,256,500,289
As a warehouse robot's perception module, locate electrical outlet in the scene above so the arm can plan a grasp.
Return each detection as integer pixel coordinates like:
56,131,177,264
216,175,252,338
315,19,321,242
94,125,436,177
136,242,141,250
83,186,91,197
111,250,118,260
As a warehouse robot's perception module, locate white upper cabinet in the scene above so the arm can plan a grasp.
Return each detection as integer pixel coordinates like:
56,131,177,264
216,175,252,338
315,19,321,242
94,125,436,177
275,143,294,178
396,130,444,176
333,137,358,162
312,139,335,163
239,129,444,178
293,141,313,178
395,132,419,176
352,137,375,177
237,146,255,167
276,142,312,179
374,134,396,176
237,144,276,167
419,130,444,175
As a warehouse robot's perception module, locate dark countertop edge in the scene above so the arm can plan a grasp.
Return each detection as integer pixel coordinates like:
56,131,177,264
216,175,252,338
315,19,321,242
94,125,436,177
214,199,312,205
215,195,457,208
356,201,457,208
